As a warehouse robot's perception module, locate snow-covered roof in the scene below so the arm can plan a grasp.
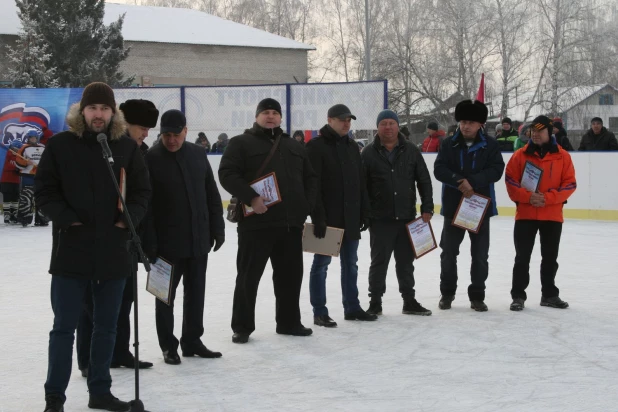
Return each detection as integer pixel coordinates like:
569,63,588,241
487,84,618,122
0,0,314,51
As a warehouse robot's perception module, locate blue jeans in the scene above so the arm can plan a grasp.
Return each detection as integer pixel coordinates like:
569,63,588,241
44,275,126,401
309,237,361,316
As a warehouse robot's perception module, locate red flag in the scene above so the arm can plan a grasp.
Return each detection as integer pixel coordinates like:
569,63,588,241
476,73,485,103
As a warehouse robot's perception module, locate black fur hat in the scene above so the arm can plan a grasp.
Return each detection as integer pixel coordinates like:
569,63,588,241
454,100,488,124
119,99,159,128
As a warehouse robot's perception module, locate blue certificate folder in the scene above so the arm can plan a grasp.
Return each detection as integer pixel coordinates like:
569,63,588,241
521,161,544,192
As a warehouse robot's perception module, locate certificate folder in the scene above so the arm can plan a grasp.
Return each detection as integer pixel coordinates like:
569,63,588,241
302,223,345,257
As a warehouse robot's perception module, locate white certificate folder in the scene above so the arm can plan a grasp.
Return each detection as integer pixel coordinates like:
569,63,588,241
302,223,345,257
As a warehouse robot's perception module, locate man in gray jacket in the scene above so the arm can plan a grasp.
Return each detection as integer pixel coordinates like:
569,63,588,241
362,110,434,317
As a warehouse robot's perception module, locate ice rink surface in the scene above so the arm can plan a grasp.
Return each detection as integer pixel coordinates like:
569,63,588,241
1,217,617,412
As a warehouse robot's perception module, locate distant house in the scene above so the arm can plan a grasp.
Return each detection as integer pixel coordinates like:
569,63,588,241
0,0,314,87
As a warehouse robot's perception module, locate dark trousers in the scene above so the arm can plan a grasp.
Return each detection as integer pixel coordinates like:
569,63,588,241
368,219,416,300
155,254,208,352
309,236,362,316
439,217,490,301
511,220,562,300
232,227,304,334
76,276,134,369
1,182,19,221
45,275,125,401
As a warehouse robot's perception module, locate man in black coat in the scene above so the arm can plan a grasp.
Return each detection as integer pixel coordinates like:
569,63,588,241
75,99,159,376
434,100,505,312
35,82,151,412
306,104,376,328
219,98,318,344
578,117,618,151
144,109,225,366
362,110,434,317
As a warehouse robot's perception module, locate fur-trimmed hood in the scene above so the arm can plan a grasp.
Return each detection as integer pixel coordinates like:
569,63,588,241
66,103,127,140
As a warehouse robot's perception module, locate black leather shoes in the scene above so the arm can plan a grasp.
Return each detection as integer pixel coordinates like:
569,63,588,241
232,332,250,343
162,350,181,365
314,315,337,327
470,300,488,312
182,342,222,358
276,325,313,336
110,353,153,369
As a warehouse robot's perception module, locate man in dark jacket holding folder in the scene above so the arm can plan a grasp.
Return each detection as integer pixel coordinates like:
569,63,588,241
434,100,505,312
219,98,317,344
362,109,434,317
306,104,376,328
144,109,225,365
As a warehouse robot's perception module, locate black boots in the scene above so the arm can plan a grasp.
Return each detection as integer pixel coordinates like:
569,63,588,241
510,298,525,311
366,298,383,316
87,393,130,411
44,395,64,412
314,315,338,328
540,296,569,309
402,299,432,316
439,295,455,310
470,300,488,312
344,310,378,321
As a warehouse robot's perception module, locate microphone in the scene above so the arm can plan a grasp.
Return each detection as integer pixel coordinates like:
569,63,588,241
97,133,114,165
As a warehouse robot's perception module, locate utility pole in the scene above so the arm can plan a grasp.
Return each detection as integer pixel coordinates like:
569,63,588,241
365,0,371,80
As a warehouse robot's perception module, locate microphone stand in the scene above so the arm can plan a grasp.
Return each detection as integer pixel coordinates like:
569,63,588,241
101,152,150,412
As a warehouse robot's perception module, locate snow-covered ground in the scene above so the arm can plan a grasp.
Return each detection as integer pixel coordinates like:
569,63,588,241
1,217,617,412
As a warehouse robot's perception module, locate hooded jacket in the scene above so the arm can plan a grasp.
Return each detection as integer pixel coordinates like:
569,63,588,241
434,130,505,220
421,130,445,152
505,138,576,223
35,104,151,280
219,123,318,233
554,127,573,151
578,127,618,151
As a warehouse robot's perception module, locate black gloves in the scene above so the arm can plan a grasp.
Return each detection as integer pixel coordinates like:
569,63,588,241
313,222,327,239
146,250,158,265
212,235,225,252
360,218,372,232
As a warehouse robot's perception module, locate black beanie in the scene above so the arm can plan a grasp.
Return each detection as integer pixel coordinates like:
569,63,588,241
119,99,159,128
80,82,116,113
427,121,439,131
502,117,512,125
591,117,603,125
256,98,282,117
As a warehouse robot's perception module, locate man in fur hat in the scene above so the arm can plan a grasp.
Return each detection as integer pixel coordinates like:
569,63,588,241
75,99,159,377
434,100,505,312
35,82,151,412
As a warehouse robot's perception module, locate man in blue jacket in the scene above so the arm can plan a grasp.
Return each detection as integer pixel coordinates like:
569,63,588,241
434,100,505,312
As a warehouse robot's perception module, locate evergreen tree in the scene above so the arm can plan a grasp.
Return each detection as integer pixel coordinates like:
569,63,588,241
15,0,133,87
6,10,59,88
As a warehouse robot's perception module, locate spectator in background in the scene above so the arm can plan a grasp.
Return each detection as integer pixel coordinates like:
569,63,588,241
293,130,305,146
447,125,457,138
400,126,411,141
15,129,47,227
494,124,502,139
552,118,573,151
212,133,229,153
514,123,531,151
496,117,518,151
578,117,618,151
196,132,211,153
2,140,22,224
421,122,444,152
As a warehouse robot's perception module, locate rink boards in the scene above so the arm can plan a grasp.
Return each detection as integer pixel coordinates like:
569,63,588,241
208,152,618,221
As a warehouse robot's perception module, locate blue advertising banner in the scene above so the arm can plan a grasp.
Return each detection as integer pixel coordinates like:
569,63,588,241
0,88,82,181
